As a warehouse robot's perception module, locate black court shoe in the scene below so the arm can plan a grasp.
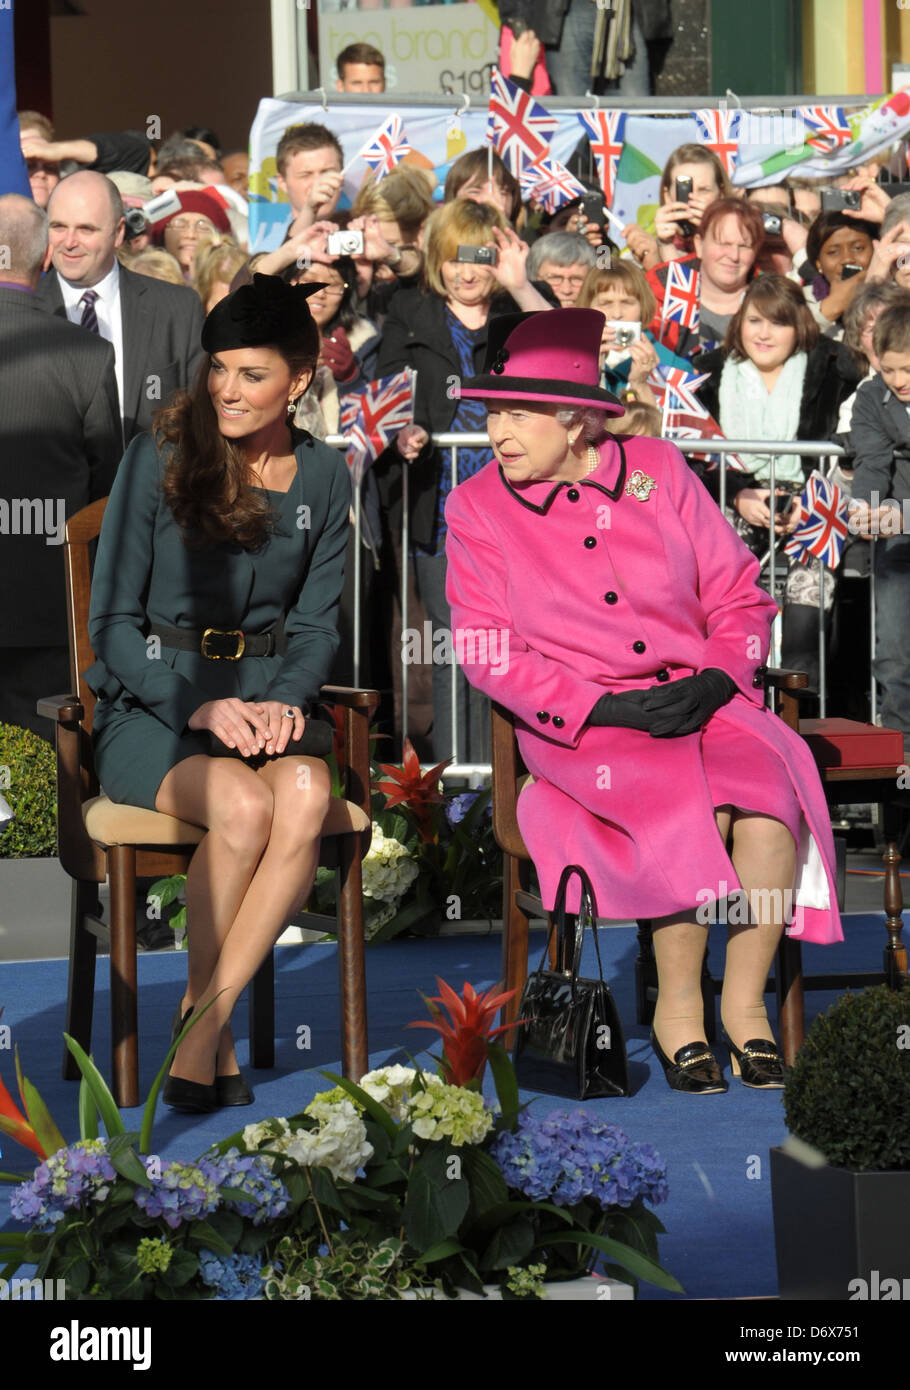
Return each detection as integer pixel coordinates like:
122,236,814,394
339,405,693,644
162,1073,218,1113
650,1031,728,1094
215,1073,254,1107
724,1033,785,1089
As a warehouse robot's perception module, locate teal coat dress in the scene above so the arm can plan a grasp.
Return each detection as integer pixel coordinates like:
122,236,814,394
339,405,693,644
84,427,350,810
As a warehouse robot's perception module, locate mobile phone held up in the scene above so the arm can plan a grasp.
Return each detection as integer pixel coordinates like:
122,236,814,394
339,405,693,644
674,176,696,239
820,187,862,212
456,244,499,265
774,491,793,516
840,263,864,280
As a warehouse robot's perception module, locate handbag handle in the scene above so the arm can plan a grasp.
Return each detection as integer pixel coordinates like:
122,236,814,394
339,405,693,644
532,863,607,998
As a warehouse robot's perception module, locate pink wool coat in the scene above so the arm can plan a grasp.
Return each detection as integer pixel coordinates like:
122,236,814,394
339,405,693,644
444,434,843,945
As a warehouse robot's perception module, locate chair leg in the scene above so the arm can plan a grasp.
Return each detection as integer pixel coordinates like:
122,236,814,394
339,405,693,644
500,853,530,1039
249,952,275,1069
775,933,804,1066
882,841,908,987
62,879,100,1082
108,845,140,1108
337,836,369,1080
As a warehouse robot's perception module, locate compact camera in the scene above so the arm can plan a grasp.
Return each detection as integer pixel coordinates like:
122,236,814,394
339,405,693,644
605,320,642,347
327,229,364,256
820,188,862,212
123,208,150,241
455,244,499,265
761,211,783,237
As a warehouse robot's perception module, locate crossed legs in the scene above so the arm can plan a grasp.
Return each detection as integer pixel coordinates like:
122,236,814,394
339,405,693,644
651,806,797,1060
154,753,332,1085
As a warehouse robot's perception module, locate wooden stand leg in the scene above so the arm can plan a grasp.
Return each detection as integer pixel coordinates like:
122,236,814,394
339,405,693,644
109,845,139,1108
63,879,99,1081
337,837,369,1081
250,952,275,1069
775,933,804,1067
635,919,656,1025
500,853,530,1039
882,841,908,986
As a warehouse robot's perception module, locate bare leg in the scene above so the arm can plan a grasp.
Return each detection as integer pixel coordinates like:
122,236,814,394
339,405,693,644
651,805,733,1058
166,755,331,1084
721,811,796,1050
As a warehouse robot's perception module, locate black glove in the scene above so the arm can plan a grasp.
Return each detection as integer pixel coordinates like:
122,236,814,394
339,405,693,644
642,669,737,738
587,688,655,732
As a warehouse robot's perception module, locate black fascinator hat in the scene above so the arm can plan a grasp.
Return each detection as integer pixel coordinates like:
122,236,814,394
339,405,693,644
201,272,323,357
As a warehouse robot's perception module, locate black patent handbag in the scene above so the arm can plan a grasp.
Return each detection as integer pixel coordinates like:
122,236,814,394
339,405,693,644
513,864,630,1099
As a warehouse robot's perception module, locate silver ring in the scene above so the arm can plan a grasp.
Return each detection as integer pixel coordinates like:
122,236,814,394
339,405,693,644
284,707,295,719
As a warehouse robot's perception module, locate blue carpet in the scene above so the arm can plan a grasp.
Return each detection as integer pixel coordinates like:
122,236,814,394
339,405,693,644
0,916,892,1300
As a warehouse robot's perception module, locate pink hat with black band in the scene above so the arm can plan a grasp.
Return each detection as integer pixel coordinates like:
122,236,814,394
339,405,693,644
460,308,624,415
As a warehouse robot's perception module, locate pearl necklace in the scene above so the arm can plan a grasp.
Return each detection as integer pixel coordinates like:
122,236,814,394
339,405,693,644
585,445,600,475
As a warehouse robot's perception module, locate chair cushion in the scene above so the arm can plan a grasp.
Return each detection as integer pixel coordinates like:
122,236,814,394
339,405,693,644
83,794,371,847
799,719,905,771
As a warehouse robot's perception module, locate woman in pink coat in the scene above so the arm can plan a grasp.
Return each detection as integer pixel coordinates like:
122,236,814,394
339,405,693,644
444,307,843,1095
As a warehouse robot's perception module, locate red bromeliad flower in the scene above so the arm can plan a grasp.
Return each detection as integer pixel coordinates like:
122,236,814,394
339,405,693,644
324,702,387,769
374,738,451,843
408,977,521,1086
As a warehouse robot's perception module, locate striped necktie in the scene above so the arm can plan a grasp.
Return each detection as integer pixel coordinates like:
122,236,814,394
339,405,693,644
79,289,99,333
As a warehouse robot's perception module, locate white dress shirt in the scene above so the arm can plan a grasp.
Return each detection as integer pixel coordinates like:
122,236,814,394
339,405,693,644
57,261,125,432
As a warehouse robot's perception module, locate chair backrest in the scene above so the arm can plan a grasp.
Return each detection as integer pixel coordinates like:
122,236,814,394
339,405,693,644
64,497,107,734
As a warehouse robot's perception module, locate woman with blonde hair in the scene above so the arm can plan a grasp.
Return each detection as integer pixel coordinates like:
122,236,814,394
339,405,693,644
193,238,250,312
374,197,554,761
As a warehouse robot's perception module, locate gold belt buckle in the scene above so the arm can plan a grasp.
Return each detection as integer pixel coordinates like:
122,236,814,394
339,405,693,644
201,627,246,660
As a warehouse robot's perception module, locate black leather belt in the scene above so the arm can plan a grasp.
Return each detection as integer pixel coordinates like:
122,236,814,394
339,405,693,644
148,620,287,661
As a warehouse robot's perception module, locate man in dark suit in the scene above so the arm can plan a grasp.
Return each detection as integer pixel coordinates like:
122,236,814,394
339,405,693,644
0,193,121,738
37,170,206,444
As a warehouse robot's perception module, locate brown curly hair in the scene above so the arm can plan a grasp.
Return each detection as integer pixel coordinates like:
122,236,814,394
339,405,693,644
154,338,317,550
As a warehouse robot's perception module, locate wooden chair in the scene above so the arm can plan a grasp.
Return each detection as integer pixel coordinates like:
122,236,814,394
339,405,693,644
492,670,907,1067
38,498,378,1107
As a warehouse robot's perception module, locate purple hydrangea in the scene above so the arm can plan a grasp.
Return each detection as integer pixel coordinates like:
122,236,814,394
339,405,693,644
490,1110,669,1210
445,791,493,827
198,1250,265,1300
198,1150,290,1225
133,1160,221,1229
10,1140,117,1232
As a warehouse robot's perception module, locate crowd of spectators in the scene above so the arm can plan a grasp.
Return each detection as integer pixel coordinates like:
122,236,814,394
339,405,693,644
4,65,910,762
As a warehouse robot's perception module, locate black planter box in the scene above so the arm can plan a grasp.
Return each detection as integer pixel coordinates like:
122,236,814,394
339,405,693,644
770,1147,910,1300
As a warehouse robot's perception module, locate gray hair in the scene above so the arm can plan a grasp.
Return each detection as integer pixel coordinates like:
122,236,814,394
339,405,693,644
527,231,596,279
0,194,48,277
842,280,910,358
554,405,612,445
880,193,910,240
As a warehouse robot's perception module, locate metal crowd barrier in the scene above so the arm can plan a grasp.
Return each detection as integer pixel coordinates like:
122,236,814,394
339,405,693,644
325,432,886,778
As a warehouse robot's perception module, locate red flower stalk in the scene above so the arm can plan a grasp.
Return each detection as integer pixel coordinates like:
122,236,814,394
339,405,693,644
408,977,521,1086
374,737,451,843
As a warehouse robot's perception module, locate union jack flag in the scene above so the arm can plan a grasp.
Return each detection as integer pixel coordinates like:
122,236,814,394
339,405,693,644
647,365,748,471
661,260,700,335
576,109,626,207
486,67,557,173
784,471,850,569
797,106,853,152
692,108,743,177
339,369,414,484
519,156,586,214
357,115,411,179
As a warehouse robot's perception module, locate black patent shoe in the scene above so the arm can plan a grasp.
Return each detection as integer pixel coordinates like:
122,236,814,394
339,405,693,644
169,1002,193,1048
215,1072,254,1107
162,1073,217,1113
650,1031,728,1093
724,1033,785,1089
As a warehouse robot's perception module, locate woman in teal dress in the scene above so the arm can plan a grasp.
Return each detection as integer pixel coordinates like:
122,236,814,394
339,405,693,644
85,274,350,1113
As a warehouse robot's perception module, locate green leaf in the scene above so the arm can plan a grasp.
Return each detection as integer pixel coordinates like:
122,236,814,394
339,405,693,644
78,1077,99,1142
403,1145,470,1252
481,1216,535,1271
62,1034,125,1137
20,1074,67,1158
318,1070,398,1139
187,1220,233,1257
534,1230,684,1292
461,1145,509,1221
412,1237,467,1265
107,1133,152,1189
486,1042,519,1129
470,1198,573,1234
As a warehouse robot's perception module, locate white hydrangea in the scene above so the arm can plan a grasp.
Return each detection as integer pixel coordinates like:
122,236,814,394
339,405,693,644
362,826,420,904
274,1105,374,1184
242,1117,291,1151
358,1065,418,1123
